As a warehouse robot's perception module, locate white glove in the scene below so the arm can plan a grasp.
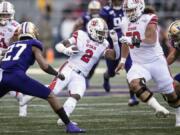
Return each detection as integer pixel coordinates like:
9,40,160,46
109,30,118,43
119,36,132,45
63,46,79,56
56,43,79,56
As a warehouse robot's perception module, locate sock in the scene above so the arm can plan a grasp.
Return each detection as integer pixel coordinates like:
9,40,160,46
147,97,164,111
63,97,77,117
56,108,70,125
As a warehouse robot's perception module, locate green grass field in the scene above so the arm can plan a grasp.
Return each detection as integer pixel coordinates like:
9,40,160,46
0,59,180,135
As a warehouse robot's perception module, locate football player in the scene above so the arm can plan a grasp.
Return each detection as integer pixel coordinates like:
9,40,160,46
116,0,180,126
167,20,180,126
100,0,139,106
0,21,85,133
0,1,27,117
51,18,120,125
73,0,102,88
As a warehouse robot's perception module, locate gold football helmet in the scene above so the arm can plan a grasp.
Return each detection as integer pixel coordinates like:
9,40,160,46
168,20,180,42
18,22,39,40
88,0,101,18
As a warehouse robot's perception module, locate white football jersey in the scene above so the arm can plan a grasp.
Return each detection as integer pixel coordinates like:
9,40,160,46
122,14,164,64
0,20,20,51
68,30,109,77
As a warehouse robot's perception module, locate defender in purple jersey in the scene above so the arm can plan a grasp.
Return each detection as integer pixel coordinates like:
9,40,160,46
100,0,138,106
0,22,85,133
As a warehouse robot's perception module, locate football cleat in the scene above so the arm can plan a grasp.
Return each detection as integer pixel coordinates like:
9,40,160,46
57,118,78,126
128,98,139,106
19,104,27,117
66,122,86,133
155,107,170,118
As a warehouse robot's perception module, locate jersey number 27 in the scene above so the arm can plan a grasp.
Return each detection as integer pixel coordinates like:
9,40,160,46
2,43,27,61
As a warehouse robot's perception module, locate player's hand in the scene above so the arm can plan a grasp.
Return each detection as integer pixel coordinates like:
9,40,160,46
115,63,125,74
109,29,118,43
132,36,141,48
119,36,132,45
57,72,65,80
64,46,79,56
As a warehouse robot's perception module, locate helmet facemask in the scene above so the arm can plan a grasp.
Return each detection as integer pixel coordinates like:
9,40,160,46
87,18,108,43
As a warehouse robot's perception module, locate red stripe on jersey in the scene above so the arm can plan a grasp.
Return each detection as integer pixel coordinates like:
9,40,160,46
72,31,78,45
149,15,158,25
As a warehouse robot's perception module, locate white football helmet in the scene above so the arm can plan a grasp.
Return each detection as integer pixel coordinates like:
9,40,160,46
0,1,15,25
123,0,145,22
87,18,108,43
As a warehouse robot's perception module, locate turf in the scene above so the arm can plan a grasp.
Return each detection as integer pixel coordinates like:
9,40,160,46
0,59,179,135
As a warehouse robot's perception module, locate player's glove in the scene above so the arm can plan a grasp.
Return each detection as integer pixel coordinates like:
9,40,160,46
119,36,132,45
119,36,141,48
132,36,141,48
57,72,65,80
63,46,79,56
109,29,118,43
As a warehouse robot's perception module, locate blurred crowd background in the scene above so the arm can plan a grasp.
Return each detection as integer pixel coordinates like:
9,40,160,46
3,0,180,59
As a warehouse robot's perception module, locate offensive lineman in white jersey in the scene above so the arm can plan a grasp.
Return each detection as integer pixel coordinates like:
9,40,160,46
116,0,180,126
49,18,120,125
0,1,27,117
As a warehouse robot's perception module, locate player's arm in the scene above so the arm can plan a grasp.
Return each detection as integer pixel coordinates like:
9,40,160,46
167,46,178,65
32,46,65,80
55,34,79,56
73,18,84,32
142,23,157,44
115,43,129,73
104,30,120,60
142,15,158,45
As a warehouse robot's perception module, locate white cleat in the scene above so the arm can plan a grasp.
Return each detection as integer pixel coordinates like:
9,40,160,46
19,95,35,106
155,107,170,118
57,119,78,126
19,104,27,117
175,107,180,127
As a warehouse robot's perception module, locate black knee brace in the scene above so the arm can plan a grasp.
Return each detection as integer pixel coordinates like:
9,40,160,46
168,95,180,108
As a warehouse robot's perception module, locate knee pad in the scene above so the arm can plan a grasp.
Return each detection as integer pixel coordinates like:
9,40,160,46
135,86,153,102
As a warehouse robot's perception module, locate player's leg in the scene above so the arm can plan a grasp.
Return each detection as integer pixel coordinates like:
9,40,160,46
127,64,169,117
124,55,139,106
57,71,86,125
103,58,120,92
3,71,85,133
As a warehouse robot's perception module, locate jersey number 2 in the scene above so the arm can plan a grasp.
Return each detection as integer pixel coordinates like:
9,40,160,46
2,43,27,61
81,49,93,63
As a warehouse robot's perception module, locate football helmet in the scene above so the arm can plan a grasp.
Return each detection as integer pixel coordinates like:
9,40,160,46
87,18,108,43
0,1,15,25
19,22,39,40
168,20,180,49
123,0,145,22
88,0,101,18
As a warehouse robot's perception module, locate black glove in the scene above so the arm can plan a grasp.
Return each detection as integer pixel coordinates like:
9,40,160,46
57,72,65,80
132,36,141,48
